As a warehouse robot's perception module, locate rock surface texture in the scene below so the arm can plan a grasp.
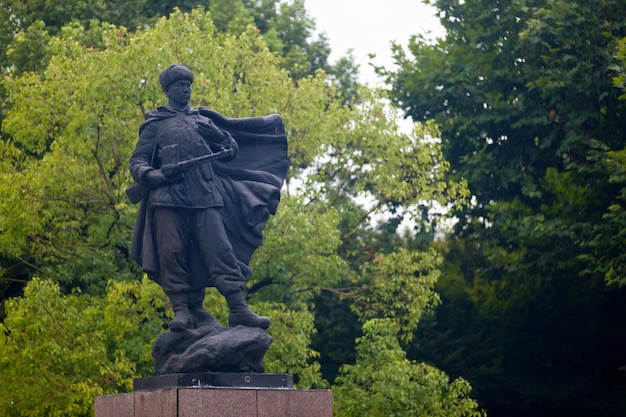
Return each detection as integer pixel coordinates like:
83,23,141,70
153,318,272,375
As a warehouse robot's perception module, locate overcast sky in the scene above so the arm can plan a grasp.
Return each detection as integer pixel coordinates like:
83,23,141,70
305,0,445,86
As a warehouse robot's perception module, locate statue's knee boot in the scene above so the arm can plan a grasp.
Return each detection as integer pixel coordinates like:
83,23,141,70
188,289,218,328
167,293,193,330
225,290,271,329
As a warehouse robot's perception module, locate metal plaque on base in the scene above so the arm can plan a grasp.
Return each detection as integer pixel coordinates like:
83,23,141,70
133,372,293,391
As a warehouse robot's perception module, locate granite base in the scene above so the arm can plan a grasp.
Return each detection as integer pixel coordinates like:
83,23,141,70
94,386,332,417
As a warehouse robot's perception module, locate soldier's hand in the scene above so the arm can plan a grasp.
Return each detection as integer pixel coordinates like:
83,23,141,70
144,169,169,187
197,119,226,142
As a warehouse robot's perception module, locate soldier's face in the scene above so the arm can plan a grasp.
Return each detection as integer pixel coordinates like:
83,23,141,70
167,79,192,108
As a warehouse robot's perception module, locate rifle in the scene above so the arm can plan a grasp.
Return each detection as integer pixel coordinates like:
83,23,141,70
126,147,235,204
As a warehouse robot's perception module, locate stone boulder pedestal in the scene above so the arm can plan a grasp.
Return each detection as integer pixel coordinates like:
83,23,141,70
95,322,332,416
152,322,272,374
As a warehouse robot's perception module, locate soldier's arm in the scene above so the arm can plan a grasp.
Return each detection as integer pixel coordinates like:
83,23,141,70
129,122,159,183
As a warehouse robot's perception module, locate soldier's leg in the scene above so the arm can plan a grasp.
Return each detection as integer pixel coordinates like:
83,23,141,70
155,207,193,330
196,208,270,329
187,288,219,328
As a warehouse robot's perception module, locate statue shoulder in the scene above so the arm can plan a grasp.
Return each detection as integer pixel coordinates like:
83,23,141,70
139,109,175,133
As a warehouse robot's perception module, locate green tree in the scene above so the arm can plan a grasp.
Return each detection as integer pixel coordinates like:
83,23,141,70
382,0,626,415
334,319,484,417
0,8,477,416
584,34,626,287
0,0,343,86
0,277,167,416
384,0,626,284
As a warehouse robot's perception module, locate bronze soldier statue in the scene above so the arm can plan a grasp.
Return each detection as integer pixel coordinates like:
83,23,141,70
128,64,288,331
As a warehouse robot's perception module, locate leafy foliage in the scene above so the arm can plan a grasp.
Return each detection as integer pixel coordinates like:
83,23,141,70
334,319,484,417
0,0,350,92
259,302,327,388
384,0,626,285
0,7,476,416
0,277,167,417
383,0,626,415
348,247,442,343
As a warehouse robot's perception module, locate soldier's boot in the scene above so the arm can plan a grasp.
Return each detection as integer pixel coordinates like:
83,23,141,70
225,290,271,329
188,289,219,328
167,293,193,330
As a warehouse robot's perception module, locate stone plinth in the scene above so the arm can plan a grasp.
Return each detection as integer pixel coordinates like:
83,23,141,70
134,372,293,391
94,387,333,417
